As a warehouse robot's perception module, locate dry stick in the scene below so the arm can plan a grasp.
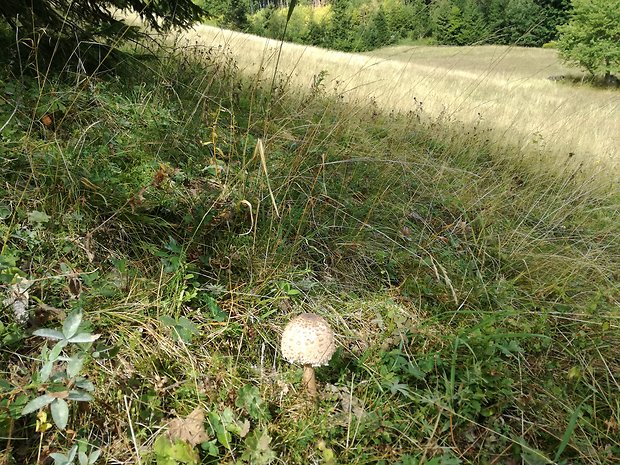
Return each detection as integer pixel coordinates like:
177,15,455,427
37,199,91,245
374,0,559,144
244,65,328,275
256,139,280,218
2,415,15,465
269,0,297,97
124,395,143,465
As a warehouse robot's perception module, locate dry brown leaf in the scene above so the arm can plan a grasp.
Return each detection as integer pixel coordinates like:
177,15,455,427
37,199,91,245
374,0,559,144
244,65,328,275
605,417,618,434
239,419,251,438
67,275,82,299
167,408,209,447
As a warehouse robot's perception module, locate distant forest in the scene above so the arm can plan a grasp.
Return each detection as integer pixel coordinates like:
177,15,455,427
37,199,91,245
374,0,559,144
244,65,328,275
199,0,572,51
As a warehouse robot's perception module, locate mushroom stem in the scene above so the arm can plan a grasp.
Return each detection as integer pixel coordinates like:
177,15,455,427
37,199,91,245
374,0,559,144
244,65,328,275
302,365,317,400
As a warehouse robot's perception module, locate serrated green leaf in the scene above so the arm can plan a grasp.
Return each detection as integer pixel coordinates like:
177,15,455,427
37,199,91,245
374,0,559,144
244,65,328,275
21,394,55,415
242,428,276,465
51,398,69,430
33,328,66,340
220,407,235,427
236,384,269,421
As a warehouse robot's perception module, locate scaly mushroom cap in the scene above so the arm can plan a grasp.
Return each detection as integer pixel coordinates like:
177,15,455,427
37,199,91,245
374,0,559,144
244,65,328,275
281,313,335,367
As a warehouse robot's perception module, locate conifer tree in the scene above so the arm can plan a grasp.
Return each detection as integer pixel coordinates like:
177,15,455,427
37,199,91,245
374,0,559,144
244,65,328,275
0,0,204,39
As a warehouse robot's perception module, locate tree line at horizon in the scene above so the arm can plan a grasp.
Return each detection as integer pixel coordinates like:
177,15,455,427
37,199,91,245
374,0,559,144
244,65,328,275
218,0,619,81
216,0,572,50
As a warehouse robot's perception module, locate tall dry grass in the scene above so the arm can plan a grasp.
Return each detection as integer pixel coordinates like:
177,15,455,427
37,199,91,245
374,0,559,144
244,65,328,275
175,25,620,175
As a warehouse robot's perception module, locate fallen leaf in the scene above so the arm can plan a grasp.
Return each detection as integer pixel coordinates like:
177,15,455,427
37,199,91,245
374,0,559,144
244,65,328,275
167,408,209,447
67,275,82,299
41,114,54,128
239,419,251,438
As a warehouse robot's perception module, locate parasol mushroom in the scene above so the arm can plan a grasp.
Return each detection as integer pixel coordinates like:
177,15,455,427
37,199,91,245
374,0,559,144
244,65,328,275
281,313,335,400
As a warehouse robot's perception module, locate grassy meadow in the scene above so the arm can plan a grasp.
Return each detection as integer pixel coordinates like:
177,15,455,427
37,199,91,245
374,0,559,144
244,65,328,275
177,25,620,175
1,20,620,465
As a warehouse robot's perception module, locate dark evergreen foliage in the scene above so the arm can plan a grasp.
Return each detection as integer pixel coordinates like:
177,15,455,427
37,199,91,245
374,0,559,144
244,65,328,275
0,0,204,73
221,0,250,31
0,0,204,38
248,0,573,51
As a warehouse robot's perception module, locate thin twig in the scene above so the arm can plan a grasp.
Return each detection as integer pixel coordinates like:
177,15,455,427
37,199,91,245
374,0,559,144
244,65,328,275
124,395,143,465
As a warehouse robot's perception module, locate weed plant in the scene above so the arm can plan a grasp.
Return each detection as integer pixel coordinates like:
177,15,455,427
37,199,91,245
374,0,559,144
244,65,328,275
0,25,619,465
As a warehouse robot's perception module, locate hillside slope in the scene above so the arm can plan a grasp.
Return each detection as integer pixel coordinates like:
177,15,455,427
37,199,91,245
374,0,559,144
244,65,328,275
173,24,620,174
1,26,619,465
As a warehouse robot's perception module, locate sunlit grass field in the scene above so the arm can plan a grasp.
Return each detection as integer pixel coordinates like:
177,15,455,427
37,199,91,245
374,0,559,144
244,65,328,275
176,25,620,176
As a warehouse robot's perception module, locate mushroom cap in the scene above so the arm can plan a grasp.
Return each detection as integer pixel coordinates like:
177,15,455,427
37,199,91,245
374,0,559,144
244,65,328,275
281,313,335,367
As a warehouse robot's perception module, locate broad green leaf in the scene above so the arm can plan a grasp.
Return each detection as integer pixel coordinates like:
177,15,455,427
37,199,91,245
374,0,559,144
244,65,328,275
201,439,219,457
160,316,176,326
68,390,93,402
9,394,28,418
49,452,70,465
21,394,55,415
67,356,85,378
61,445,78,464
208,411,231,449
27,210,50,224
88,448,101,464
40,361,54,383
78,451,88,465
153,436,200,465
0,204,12,219
33,329,65,340
177,317,198,332
51,398,69,430
75,378,95,392
68,333,100,343
63,311,83,339
50,340,69,360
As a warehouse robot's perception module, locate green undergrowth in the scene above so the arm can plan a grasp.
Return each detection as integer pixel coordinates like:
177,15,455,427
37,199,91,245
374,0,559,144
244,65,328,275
1,32,619,465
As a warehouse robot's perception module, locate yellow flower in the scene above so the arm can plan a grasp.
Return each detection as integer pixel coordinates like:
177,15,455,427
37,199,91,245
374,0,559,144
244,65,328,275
36,410,52,433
